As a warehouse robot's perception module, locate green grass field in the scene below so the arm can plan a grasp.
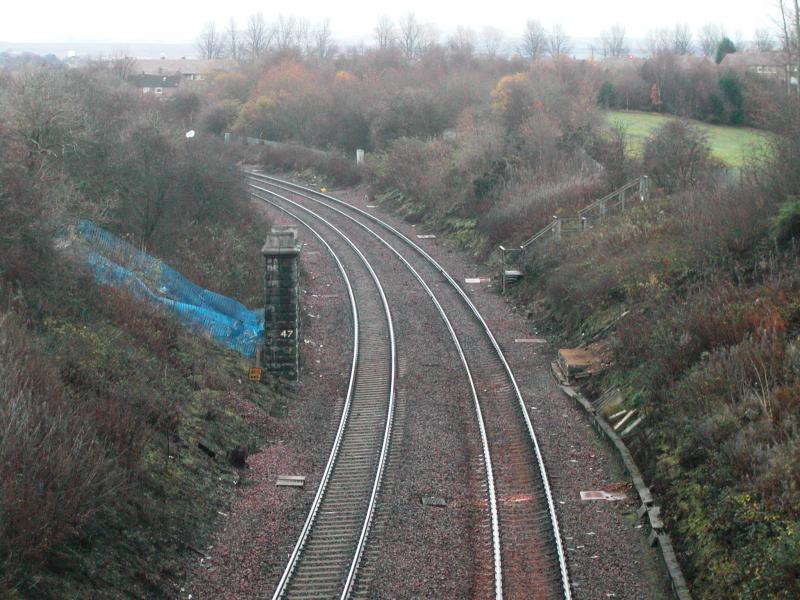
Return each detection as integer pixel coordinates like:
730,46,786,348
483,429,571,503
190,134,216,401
605,110,770,168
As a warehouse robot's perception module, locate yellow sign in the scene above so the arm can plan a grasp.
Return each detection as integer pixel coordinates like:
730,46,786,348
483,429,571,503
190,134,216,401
248,367,263,382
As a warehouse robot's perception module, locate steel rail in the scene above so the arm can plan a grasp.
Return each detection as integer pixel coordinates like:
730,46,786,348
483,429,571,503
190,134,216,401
262,197,359,600
254,190,397,600
250,178,504,598
249,171,573,600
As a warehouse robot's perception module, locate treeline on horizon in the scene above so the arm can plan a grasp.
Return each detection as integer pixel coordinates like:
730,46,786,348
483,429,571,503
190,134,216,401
195,13,777,62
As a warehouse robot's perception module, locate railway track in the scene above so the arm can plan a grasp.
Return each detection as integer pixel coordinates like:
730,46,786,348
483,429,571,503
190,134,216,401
259,192,396,599
250,172,572,599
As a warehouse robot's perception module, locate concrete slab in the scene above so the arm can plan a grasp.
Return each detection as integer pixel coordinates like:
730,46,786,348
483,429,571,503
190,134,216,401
276,475,306,488
580,490,627,501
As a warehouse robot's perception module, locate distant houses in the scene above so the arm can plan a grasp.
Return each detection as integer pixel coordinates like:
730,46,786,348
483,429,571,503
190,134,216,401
720,50,798,90
126,58,237,98
127,73,181,98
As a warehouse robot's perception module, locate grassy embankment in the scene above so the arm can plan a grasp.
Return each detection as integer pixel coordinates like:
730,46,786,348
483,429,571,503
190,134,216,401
0,226,279,600
0,68,281,599
606,110,769,167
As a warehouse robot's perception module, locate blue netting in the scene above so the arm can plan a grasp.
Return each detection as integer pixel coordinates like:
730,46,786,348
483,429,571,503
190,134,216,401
73,220,263,357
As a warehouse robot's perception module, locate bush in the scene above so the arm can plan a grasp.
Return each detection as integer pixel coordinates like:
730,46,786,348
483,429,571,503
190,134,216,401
772,196,800,248
258,142,362,187
0,313,134,573
480,170,601,247
199,99,241,135
642,119,715,192
368,137,465,220
588,123,637,189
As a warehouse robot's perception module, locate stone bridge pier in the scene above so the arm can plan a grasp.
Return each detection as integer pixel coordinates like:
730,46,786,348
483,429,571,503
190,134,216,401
262,226,302,381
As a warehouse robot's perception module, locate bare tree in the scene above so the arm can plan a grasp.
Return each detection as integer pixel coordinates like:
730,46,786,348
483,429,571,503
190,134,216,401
520,20,547,61
245,13,271,61
313,19,336,59
481,26,504,58
601,24,628,58
547,24,572,57
225,18,240,61
643,28,672,56
448,27,476,58
197,22,224,59
276,14,298,51
698,23,725,57
733,30,747,52
374,15,396,50
672,23,693,55
418,23,440,56
777,0,796,89
296,18,313,55
399,13,423,60
777,0,793,55
753,28,775,52
795,0,800,70
110,53,137,80
777,0,800,95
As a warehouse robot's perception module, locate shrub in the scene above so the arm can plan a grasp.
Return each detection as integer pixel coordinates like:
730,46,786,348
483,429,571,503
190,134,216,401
370,137,452,199
588,123,637,189
258,142,362,187
480,170,601,246
772,196,800,248
642,119,714,192
598,81,616,108
0,313,133,572
199,99,241,135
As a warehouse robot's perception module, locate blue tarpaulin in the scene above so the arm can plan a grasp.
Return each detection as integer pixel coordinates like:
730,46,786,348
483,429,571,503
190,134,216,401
73,220,263,357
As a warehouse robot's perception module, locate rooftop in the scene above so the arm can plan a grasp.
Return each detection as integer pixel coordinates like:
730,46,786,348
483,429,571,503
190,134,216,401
720,51,790,69
127,73,181,87
133,58,237,75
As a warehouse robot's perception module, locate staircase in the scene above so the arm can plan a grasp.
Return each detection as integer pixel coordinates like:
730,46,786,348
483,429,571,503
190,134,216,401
499,176,650,292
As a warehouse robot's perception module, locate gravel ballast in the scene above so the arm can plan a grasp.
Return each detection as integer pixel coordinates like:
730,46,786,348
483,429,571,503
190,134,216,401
185,181,673,599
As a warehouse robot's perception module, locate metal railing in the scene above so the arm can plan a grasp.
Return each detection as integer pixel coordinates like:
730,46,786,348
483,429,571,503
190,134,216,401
500,176,650,291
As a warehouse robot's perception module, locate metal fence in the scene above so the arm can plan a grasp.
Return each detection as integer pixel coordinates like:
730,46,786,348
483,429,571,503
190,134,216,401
499,176,651,290
72,220,263,357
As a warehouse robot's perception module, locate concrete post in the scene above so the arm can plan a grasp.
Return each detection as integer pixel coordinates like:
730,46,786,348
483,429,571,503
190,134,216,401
262,226,302,381
640,175,650,202
553,217,562,243
500,245,507,295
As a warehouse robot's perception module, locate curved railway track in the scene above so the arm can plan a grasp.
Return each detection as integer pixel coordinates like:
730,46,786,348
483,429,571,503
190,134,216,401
250,172,572,599
260,193,397,600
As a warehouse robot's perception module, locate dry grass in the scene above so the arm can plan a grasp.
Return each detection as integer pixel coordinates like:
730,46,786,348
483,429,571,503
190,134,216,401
0,313,136,575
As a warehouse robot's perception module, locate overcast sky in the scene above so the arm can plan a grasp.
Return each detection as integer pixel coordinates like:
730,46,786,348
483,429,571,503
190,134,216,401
1,0,778,44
